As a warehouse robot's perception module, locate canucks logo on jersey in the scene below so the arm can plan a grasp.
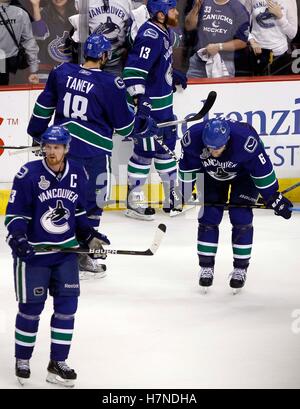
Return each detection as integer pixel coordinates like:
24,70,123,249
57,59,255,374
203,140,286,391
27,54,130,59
208,167,237,181
41,200,70,234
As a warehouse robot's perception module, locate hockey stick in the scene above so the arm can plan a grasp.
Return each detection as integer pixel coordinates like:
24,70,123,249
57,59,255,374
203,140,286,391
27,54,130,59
153,91,217,162
37,223,167,256
157,91,217,129
202,203,298,211
281,181,300,195
5,91,217,158
0,145,37,150
8,146,41,156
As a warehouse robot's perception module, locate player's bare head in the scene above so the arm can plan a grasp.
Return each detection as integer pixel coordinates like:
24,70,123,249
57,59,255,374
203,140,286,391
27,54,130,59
84,33,112,68
202,119,230,157
147,0,178,27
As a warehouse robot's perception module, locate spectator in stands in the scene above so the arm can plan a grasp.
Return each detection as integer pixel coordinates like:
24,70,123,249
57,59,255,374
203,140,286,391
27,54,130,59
69,0,133,76
30,0,76,72
0,0,39,85
291,0,300,52
132,0,147,9
185,0,249,78
248,0,298,75
239,0,252,13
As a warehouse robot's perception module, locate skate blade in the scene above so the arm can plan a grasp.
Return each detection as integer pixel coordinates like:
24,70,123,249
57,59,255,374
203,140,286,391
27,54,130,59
232,288,242,295
17,376,28,386
46,372,75,388
79,271,107,280
170,205,195,217
124,209,155,221
200,286,210,294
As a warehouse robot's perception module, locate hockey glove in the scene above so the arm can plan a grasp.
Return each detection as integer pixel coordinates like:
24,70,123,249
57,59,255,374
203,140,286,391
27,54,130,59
136,95,152,117
267,192,293,219
85,230,110,259
172,69,187,93
134,115,159,139
7,234,35,261
32,139,43,157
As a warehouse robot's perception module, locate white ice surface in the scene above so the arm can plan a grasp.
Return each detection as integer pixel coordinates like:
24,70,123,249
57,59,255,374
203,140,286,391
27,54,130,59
0,209,300,389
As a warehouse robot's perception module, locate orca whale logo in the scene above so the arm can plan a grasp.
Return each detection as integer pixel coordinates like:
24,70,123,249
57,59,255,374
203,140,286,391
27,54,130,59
256,9,275,29
41,200,70,234
94,17,121,44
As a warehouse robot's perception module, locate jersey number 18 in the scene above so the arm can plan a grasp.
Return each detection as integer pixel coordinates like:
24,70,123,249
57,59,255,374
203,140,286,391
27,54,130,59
63,92,88,121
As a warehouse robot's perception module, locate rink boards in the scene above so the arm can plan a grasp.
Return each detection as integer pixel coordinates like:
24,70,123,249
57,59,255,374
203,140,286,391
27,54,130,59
0,77,299,213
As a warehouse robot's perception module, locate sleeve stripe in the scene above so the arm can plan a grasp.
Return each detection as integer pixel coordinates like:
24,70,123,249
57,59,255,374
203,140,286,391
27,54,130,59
75,211,86,217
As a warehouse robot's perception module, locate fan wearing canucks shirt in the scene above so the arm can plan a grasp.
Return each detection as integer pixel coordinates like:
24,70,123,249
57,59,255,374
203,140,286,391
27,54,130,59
5,126,109,387
179,119,293,291
122,0,185,221
27,33,157,277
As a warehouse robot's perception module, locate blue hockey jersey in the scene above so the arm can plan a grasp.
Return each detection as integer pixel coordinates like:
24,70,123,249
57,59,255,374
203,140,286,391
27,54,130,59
123,20,175,121
179,120,279,201
27,63,135,157
5,159,92,266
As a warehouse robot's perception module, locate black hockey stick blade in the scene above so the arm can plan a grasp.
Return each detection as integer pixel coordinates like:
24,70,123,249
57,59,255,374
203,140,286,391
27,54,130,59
186,90,217,123
37,224,167,256
282,181,300,195
1,145,33,150
157,91,217,128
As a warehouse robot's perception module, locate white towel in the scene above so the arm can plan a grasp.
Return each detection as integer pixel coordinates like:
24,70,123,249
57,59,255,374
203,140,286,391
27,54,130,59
197,48,230,78
130,5,150,42
69,14,80,42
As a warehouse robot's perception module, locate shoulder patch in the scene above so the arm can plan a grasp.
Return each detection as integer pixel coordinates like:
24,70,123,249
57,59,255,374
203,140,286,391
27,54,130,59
16,166,29,179
143,28,159,39
182,131,191,147
244,136,258,153
114,77,125,89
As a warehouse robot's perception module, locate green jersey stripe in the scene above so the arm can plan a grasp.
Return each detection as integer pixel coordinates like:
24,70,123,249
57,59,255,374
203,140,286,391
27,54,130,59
150,94,173,110
15,331,36,344
128,165,150,175
197,244,218,253
51,331,73,341
33,103,55,118
64,122,113,151
154,160,177,171
251,170,277,189
232,247,252,256
123,68,148,80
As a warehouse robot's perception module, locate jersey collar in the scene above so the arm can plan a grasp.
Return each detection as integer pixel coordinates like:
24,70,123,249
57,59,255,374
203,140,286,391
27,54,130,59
42,159,70,182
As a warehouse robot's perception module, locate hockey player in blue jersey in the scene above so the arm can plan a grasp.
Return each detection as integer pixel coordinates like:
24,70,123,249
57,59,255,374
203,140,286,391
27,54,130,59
27,33,157,277
122,0,186,220
5,126,109,387
178,118,293,291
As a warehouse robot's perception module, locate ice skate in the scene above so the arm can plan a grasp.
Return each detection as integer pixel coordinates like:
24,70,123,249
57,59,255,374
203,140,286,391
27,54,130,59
169,192,198,217
229,268,247,294
16,359,30,386
78,254,106,280
199,267,214,293
46,360,77,388
124,188,155,221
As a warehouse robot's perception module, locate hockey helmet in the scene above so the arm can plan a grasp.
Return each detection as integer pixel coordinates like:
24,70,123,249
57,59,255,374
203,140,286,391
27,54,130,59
202,119,230,149
147,0,177,17
41,125,71,147
84,33,112,60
